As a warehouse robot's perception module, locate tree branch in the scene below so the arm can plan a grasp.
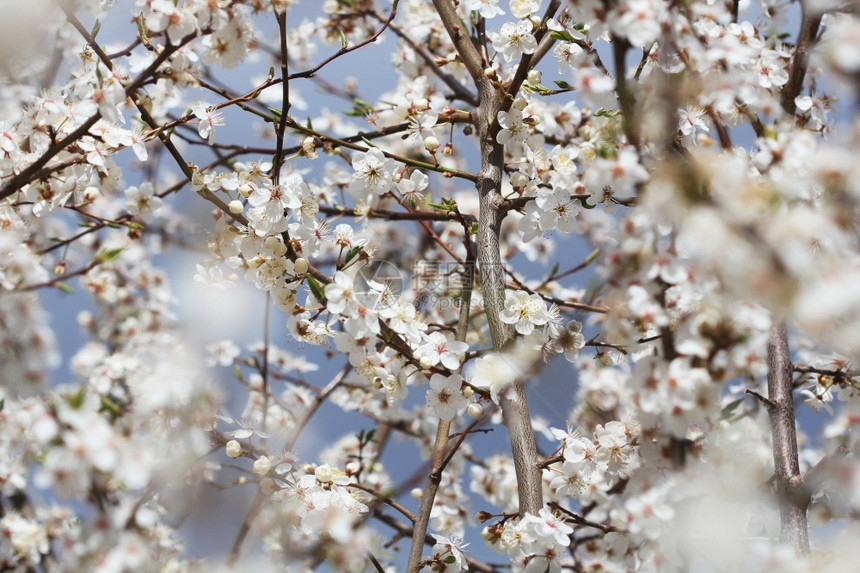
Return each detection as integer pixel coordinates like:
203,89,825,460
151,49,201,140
780,1,822,115
430,0,489,90
407,231,475,572
766,320,809,554
428,0,548,519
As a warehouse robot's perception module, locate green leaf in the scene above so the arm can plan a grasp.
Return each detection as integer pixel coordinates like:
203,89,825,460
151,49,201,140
344,246,363,264
137,14,149,47
0,398,4,412
94,247,124,263
721,398,744,420
339,29,348,49
99,394,123,417
550,30,576,42
268,107,282,118
429,197,458,212
344,98,373,118
306,274,327,304
524,83,550,94
554,80,571,89
126,221,145,230
361,137,377,148
596,142,615,159
65,388,87,409
55,282,75,294
91,19,101,40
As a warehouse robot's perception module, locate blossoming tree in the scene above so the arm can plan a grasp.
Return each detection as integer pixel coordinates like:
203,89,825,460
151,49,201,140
3,0,860,570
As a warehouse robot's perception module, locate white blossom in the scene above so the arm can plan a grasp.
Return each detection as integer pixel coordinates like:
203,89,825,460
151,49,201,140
491,20,538,62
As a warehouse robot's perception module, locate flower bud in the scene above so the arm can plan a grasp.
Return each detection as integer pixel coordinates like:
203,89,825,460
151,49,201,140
77,311,95,328
225,440,242,458
238,183,254,198
419,356,433,370
83,186,101,203
315,463,334,483
467,402,483,418
510,171,529,188
442,142,453,157
484,67,498,80
513,97,528,111
301,136,318,159
463,386,475,399
411,488,423,499
476,510,493,523
253,455,272,475
294,257,309,275
228,200,244,214
345,461,361,475
527,69,542,85
424,136,440,153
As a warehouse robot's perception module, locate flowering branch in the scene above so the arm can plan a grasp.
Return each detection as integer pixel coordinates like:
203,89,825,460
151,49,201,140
285,119,478,181
780,2,822,115
374,11,478,106
0,31,194,201
407,222,476,572
427,0,545,518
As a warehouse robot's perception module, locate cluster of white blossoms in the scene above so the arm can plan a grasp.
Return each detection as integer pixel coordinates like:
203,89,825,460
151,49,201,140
5,0,860,570
501,508,575,572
